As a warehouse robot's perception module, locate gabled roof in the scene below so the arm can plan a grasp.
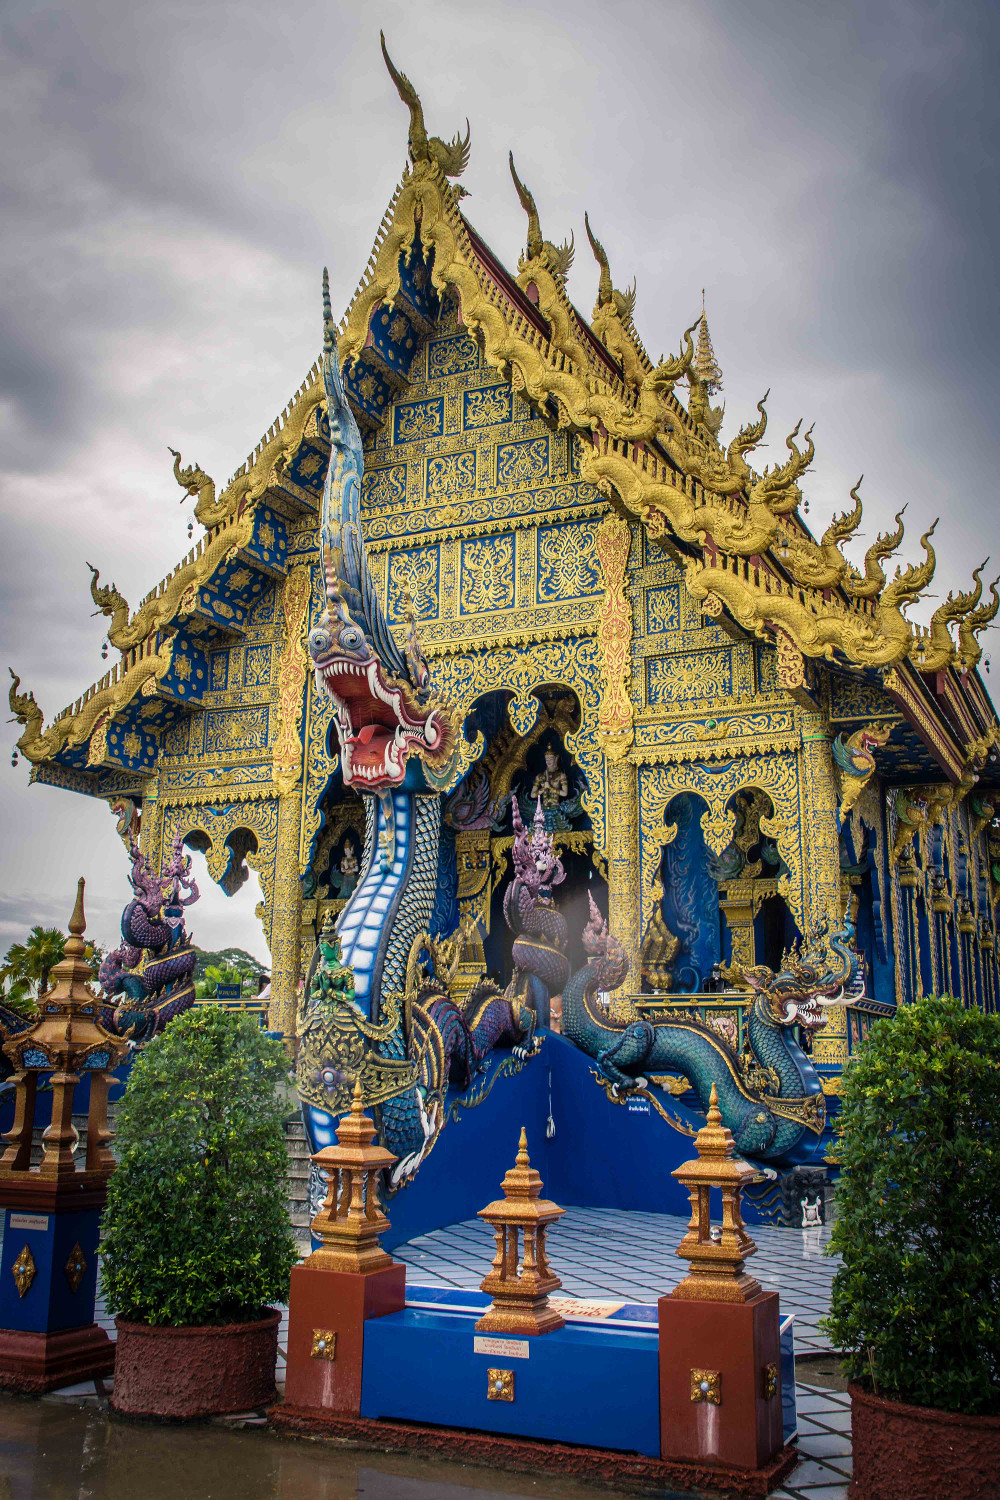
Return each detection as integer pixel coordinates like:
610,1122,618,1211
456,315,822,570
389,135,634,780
10,42,1000,795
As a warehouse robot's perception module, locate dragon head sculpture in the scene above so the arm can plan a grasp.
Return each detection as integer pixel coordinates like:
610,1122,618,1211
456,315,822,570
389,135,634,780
308,271,461,792
742,917,859,1029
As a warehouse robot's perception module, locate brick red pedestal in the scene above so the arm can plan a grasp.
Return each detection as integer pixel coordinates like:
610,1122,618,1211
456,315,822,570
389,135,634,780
283,1261,405,1415
0,1322,114,1394
658,1289,783,1471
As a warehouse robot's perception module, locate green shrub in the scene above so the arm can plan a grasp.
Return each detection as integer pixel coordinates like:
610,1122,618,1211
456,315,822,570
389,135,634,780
824,995,1000,1415
100,1006,298,1326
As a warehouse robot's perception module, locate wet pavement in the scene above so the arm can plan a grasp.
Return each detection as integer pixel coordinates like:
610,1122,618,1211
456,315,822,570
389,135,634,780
0,1395,649,1500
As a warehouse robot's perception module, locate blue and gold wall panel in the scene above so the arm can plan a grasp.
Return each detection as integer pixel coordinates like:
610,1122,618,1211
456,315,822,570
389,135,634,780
359,294,606,660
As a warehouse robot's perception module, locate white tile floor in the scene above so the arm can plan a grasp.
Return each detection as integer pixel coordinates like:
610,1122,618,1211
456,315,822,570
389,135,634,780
393,1206,839,1353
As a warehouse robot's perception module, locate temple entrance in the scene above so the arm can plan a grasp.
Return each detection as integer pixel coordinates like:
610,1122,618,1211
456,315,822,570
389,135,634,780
443,686,605,999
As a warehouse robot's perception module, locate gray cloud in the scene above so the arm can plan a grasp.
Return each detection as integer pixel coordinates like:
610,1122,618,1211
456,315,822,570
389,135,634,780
1,0,997,960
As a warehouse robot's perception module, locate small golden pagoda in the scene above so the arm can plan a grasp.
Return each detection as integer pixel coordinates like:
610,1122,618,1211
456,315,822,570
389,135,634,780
306,1080,398,1274
670,1083,762,1304
476,1128,565,1336
1,878,126,1187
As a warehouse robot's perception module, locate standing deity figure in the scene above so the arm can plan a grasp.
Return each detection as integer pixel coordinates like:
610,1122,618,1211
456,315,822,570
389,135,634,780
329,837,360,899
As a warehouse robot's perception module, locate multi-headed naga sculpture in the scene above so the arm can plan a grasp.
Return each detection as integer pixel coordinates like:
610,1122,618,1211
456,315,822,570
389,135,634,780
97,832,199,1042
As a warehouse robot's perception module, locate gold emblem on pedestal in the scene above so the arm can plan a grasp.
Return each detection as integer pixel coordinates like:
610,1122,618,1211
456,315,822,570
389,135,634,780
762,1362,778,1401
310,1329,337,1360
690,1369,722,1405
64,1242,87,1294
487,1368,515,1402
12,1245,36,1298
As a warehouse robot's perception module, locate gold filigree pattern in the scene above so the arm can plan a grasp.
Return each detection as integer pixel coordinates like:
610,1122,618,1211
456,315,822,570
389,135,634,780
594,513,633,759
460,537,514,614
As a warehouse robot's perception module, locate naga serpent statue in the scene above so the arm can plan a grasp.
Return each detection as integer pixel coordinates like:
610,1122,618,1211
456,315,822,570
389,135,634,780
297,273,538,1188
97,832,199,1042
0,832,199,1058
561,890,857,1164
503,797,569,1029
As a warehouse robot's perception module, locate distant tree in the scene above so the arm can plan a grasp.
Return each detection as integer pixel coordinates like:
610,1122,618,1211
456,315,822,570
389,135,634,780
2,925,66,997
1,977,37,1021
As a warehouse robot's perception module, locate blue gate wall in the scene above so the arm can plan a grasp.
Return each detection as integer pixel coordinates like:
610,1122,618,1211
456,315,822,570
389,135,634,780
382,1033,703,1251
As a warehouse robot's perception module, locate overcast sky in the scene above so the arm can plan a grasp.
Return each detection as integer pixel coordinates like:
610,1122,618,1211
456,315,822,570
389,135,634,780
0,0,997,964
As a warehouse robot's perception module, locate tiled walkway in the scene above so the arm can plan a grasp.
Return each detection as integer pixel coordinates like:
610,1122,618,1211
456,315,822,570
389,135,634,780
393,1206,839,1353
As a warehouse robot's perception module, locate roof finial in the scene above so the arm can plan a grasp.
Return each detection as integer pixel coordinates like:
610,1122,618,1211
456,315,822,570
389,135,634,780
380,33,471,185
694,294,723,396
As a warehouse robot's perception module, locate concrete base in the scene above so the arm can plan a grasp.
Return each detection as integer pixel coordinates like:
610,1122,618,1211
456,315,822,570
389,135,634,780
0,1322,114,1394
659,1290,784,1471
283,1261,405,1416
268,1405,799,1498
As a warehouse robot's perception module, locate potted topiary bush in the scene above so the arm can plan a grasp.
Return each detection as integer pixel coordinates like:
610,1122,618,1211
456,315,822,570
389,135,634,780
824,994,1000,1499
101,1006,298,1419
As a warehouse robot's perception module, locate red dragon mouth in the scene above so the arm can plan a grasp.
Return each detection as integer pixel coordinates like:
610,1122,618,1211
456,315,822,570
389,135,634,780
317,656,448,791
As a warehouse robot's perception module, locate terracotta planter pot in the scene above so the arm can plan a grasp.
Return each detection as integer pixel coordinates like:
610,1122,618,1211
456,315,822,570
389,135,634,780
111,1309,280,1419
849,1381,1000,1500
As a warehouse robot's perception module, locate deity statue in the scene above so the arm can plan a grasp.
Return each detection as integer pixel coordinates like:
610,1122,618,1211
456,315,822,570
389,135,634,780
530,743,569,811
303,914,357,1027
329,837,360,900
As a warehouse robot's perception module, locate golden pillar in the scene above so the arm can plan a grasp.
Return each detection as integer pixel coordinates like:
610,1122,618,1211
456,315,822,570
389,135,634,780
269,564,312,1040
800,714,849,1068
719,880,756,973
605,755,642,998
268,787,304,1040
798,714,842,930
594,513,639,999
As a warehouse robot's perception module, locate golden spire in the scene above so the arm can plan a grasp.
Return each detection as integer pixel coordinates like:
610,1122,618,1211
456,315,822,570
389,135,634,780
380,33,470,182
669,1082,762,1303
508,154,574,281
693,291,723,396
475,1128,565,1336
584,212,635,322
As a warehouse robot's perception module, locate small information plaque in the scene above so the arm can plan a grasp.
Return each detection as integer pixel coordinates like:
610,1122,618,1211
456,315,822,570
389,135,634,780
473,1335,529,1360
9,1213,50,1232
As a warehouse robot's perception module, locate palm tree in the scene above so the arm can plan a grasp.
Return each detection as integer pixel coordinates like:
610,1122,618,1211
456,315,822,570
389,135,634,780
202,963,249,998
2,926,66,997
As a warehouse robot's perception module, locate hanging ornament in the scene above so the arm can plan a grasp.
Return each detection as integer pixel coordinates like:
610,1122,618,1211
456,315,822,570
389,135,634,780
101,638,109,660
187,520,194,540
10,750,18,768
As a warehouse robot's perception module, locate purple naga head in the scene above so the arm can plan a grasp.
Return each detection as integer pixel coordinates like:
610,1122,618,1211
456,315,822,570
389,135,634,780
126,835,165,913
583,891,628,983
511,796,565,896
159,831,199,936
